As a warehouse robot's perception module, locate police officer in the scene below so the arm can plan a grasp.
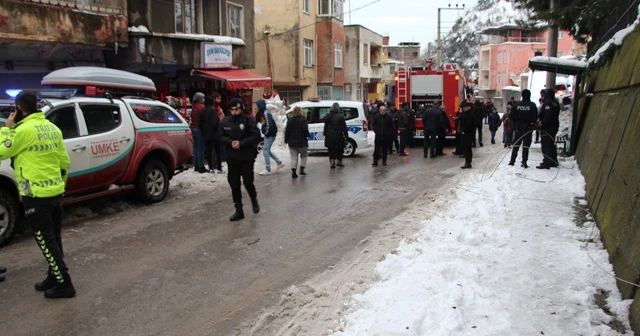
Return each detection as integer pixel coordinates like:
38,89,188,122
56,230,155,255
219,98,261,221
0,90,74,298
508,89,538,168
537,88,560,169
458,101,475,169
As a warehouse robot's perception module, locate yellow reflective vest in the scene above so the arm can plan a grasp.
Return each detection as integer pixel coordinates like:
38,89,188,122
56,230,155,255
0,112,70,198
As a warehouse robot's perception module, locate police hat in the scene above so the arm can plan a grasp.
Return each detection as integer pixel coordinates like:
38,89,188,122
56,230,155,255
229,98,245,111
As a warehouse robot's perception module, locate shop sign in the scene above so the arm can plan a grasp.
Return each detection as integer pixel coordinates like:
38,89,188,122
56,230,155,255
201,43,233,69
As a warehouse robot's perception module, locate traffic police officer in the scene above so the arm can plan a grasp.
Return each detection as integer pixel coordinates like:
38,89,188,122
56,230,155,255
0,90,74,298
508,89,538,168
219,98,261,221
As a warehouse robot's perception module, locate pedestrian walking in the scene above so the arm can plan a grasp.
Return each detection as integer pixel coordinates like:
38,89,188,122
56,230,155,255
256,99,284,176
199,95,223,173
219,98,261,221
501,111,514,148
284,106,310,178
324,102,348,169
191,92,207,172
436,104,450,156
396,102,410,156
458,101,475,169
487,107,502,145
422,101,442,158
371,104,394,166
508,89,538,168
0,90,74,298
537,88,560,169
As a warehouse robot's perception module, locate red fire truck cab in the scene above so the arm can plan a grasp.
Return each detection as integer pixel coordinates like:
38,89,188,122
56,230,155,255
394,61,467,141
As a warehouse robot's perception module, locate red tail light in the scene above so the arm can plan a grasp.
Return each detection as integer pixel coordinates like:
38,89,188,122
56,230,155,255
186,129,194,143
362,119,368,132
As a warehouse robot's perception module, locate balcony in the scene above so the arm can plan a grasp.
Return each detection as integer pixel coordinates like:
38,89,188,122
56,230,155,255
18,0,125,15
481,36,547,45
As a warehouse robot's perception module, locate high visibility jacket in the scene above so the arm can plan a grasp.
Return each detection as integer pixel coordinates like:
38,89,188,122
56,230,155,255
0,112,70,198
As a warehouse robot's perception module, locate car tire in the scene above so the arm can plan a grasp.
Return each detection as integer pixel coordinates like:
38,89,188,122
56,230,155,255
136,160,170,204
0,190,19,247
343,139,357,157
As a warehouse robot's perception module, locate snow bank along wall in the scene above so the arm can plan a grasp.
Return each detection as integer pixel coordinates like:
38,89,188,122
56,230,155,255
575,25,640,334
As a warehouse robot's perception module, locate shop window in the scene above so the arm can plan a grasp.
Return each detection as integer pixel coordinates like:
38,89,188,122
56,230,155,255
228,2,244,39
304,39,314,67
130,103,183,124
80,104,122,135
46,105,79,139
175,0,197,34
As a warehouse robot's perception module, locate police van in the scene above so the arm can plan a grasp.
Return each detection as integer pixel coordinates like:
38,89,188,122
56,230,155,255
285,98,369,157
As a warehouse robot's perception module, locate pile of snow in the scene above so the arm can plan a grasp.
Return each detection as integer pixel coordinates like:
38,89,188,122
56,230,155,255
589,4,640,65
254,95,293,170
128,25,150,33
531,56,588,69
332,160,634,336
170,166,227,196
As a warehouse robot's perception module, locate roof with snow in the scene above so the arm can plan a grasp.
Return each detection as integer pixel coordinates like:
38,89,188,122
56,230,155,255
481,23,542,35
529,56,587,75
126,28,246,46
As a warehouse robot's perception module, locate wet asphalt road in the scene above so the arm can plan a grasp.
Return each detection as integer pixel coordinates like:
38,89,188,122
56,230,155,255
0,136,502,336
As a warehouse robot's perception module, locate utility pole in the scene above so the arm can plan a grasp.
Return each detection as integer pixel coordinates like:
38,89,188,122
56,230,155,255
264,30,274,93
545,0,558,90
436,4,465,69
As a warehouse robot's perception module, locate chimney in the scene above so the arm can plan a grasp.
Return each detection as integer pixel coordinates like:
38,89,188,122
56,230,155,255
382,36,390,46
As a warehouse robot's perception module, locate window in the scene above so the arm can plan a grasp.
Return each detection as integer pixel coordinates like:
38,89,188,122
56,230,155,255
342,107,358,120
46,106,79,139
286,107,312,121
80,104,122,135
332,86,344,100
303,0,309,13
317,86,331,100
497,52,503,64
332,0,343,20
558,31,564,39
412,51,419,57
363,43,369,65
279,91,302,105
334,43,343,68
228,2,244,39
317,107,331,122
130,103,183,124
304,39,314,66
319,0,330,15
175,0,197,33
356,84,361,100
318,0,343,19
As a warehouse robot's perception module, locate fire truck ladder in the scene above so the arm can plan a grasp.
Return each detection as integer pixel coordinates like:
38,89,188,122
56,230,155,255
397,68,408,108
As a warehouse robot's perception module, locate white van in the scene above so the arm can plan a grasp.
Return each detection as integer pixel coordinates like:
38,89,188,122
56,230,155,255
286,99,370,157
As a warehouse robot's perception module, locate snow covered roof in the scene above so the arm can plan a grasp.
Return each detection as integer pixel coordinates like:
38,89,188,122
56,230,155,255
481,23,543,35
128,26,150,33
387,59,404,65
502,86,521,91
588,7,640,65
529,56,587,75
127,28,246,46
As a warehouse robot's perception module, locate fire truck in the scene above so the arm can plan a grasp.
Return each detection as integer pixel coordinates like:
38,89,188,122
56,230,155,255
394,60,467,140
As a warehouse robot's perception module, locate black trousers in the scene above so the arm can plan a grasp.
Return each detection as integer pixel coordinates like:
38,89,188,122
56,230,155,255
541,130,558,166
388,130,399,153
454,132,462,153
510,128,533,164
462,133,474,164
399,129,409,153
474,124,483,146
24,195,68,279
436,129,446,154
205,139,222,171
227,160,257,205
373,136,390,162
328,147,343,161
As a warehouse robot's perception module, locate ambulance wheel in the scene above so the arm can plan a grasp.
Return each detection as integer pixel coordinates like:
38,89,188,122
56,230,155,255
343,139,357,157
0,190,19,247
136,160,169,204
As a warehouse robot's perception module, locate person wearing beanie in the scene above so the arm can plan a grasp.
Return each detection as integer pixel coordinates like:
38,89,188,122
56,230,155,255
508,89,538,168
191,92,206,173
219,98,261,221
255,99,284,175
199,95,223,173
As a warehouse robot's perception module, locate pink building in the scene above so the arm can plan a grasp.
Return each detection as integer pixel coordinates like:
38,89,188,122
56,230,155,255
478,24,584,98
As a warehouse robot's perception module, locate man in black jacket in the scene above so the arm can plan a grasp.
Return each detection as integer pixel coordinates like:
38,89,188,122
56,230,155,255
458,101,475,169
199,95,223,173
508,89,538,168
371,105,394,166
436,103,450,156
472,101,486,147
219,98,261,221
422,101,442,158
537,88,560,169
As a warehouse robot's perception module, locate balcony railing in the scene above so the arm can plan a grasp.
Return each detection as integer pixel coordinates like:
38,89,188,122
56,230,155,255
481,36,547,45
17,0,125,15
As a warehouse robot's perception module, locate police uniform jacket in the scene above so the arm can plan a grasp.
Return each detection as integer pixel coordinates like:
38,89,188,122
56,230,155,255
219,113,261,162
539,98,560,133
509,100,538,130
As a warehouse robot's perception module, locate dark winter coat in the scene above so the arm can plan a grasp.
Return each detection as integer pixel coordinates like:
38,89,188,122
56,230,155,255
488,113,502,131
323,109,348,149
510,99,538,131
219,113,261,162
458,110,476,134
406,108,416,131
256,99,277,137
539,98,560,133
422,107,442,132
198,105,221,140
371,112,394,138
284,115,310,148
396,109,410,129
439,110,450,132
472,103,487,126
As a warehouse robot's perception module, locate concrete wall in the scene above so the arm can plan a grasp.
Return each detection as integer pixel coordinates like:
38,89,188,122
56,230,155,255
575,25,640,334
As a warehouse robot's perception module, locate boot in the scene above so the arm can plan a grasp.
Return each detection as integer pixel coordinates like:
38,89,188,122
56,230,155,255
336,160,344,167
251,198,260,214
372,161,378,167
299,166,307,176
291,168,298,179
330,159,336,169
521,163,529,168
35,271,58,292
461,163,472,169
44,273,76,299
230,203,245,221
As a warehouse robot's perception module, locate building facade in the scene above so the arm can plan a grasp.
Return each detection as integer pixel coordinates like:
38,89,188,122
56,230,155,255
344,25,384,102
0,0,128,99
478,25,583,98
385,42,422,67
254,0,345,104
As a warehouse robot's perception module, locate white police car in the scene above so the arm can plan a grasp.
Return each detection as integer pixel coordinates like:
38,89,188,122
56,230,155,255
286,98,369,157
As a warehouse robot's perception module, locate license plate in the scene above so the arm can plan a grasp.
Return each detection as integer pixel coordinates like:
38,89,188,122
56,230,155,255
415,130,424,136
